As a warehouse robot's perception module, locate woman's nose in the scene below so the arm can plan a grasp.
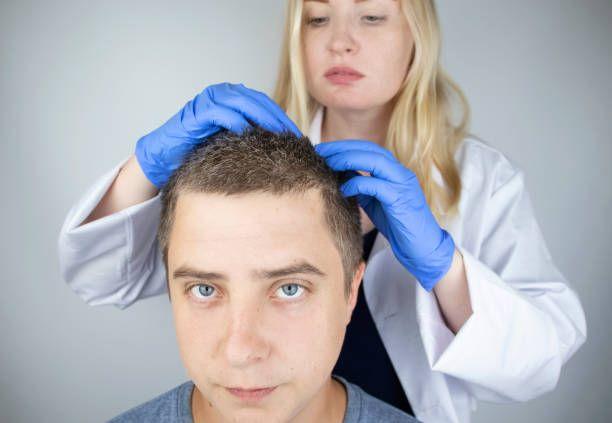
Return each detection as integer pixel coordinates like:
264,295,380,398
327,23,358,55
223,310,270,368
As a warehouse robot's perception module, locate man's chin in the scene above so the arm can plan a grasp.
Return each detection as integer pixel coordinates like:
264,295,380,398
210,393,295,423
202,381,287,406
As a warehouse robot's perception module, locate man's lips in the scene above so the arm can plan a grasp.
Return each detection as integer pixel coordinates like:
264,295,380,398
225,385,277,401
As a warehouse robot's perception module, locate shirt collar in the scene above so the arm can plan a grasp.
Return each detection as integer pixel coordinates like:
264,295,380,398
307,105,324,146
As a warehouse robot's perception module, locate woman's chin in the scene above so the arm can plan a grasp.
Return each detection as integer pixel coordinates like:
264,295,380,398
317,89,389,112
320,96,377,112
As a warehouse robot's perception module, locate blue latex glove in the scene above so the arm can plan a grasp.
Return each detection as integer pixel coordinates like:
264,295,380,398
315,140,456,291
135,82,302,189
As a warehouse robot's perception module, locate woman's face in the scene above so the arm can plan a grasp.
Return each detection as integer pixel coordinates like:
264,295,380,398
302,0,414,111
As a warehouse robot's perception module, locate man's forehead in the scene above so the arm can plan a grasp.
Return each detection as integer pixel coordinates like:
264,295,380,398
170,189,336,252
167,189,343,277
173,189,327,230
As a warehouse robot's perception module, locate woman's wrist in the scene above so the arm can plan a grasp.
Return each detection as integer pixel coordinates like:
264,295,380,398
81,155,159,225
432,248,473,334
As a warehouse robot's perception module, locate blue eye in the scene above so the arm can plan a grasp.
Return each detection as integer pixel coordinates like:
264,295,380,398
277,283,305,299
187,283,306,302
190,284,216,299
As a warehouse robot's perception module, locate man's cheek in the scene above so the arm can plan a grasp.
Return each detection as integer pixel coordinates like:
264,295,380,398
175,317,216,367
280,315,337,360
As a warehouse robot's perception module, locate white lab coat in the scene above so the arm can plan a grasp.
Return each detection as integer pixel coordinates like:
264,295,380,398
58,106,587,422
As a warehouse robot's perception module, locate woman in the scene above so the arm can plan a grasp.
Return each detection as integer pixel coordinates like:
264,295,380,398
58,1,587,422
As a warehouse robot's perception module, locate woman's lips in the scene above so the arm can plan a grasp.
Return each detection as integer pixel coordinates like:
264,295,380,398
324,66,364,85
325,73,364,85
226,386,277,402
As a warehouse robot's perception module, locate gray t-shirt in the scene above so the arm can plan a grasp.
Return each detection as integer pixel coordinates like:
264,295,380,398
108,375,421,422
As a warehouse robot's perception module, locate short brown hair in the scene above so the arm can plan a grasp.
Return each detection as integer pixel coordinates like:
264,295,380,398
158,126,363,297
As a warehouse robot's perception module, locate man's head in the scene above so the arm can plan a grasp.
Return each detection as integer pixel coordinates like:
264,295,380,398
157,126,366,421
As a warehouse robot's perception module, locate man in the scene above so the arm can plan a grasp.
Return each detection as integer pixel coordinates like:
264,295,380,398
110,127,419,422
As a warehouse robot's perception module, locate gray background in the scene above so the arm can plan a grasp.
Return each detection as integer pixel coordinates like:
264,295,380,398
1,0,610,421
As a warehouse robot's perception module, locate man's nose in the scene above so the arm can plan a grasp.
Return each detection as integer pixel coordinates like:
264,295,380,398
223,308,270,368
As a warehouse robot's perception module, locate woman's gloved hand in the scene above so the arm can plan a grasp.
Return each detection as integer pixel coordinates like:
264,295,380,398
135,82,302,189
315,140,456,292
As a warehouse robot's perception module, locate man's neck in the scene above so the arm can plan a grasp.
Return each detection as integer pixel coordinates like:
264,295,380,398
191,376,347,423
320,103,394,146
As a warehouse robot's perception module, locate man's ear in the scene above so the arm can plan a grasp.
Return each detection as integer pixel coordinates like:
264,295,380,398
345,260,366,325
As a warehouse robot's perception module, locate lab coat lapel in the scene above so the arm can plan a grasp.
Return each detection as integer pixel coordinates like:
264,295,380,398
309,105,459,421
363,232,460,423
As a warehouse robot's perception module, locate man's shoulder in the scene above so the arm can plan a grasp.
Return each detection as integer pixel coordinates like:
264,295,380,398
338,376,422,423
107,381,194,423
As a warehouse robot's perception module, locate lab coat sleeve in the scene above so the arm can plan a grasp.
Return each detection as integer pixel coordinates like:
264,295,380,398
416,165,587,403
57,155,167,309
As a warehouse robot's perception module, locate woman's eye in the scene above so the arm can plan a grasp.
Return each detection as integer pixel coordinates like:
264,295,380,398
306,16,328,26
276,283,305,300
189,284,216,300
362,15,386,24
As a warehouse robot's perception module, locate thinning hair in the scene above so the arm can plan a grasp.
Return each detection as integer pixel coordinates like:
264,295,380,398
158,126,363,298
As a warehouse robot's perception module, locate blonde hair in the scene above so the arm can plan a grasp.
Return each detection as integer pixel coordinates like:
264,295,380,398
273,0,470,226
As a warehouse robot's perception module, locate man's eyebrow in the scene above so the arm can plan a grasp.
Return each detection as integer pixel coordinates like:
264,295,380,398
255,261,327,279
172,267,225,281
172,261,327,281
